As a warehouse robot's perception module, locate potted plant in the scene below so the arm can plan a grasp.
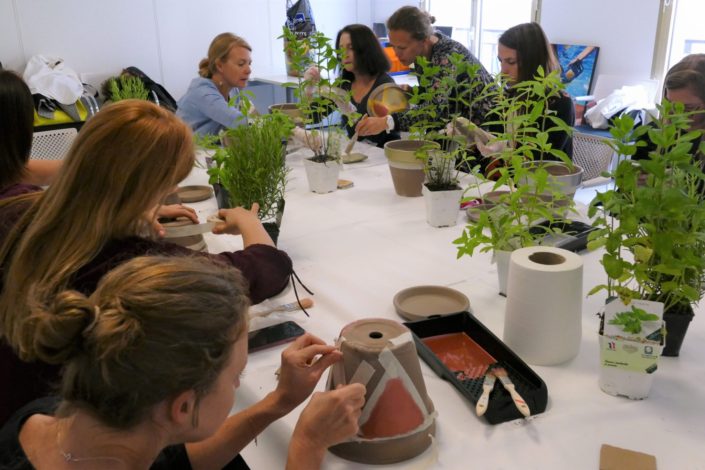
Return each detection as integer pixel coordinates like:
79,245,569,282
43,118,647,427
206,104,294,244
281,27,356,194
384,53,485,202
587,100,705,356
453,70,580,294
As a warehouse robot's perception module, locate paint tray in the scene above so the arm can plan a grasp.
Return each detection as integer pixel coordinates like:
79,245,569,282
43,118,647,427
404,312,547,424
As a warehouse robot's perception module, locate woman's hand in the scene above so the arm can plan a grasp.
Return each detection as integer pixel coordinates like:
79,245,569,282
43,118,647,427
303,66,321,83
213,203,260,235
150,204,199,237
287,384,366,469
272,333,343,413
356,116,388,136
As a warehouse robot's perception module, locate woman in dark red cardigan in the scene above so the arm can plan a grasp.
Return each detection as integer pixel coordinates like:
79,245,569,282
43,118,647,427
0,100,293,425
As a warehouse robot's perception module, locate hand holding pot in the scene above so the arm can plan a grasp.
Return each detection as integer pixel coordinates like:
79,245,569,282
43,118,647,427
150,203,198,237
273,333,343,412
288,383,366,468
214,203,274,246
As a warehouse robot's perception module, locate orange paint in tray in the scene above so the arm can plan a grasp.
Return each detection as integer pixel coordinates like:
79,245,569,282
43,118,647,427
422,332,496,380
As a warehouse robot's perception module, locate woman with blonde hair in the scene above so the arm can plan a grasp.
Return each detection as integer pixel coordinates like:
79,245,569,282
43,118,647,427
0,256,364,469
177,32,255,136
0,99,292,423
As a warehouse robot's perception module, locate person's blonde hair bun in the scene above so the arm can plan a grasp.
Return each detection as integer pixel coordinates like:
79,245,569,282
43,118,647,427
28,290,95,364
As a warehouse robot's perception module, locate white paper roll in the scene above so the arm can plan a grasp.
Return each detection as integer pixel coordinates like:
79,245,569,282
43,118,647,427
503,246,583,366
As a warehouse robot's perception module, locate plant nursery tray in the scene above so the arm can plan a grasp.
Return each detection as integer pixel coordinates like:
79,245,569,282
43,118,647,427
529,219,597,253
404,312,548,424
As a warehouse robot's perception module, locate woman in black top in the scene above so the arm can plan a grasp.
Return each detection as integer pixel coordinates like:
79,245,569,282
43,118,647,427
494,22,575,160
335,24,401,147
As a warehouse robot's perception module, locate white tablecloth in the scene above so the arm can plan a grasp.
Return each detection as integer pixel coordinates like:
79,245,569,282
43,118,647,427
180,141,705,469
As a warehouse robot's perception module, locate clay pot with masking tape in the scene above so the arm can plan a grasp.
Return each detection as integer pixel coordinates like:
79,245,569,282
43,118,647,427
327,318,436,464
161,218,211,252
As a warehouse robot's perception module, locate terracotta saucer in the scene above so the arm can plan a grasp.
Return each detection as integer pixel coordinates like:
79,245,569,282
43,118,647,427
176,185,213,203
393,286,470,321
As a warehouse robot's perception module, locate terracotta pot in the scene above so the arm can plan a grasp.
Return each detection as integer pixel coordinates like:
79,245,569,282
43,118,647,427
520,161,584,198
662,305,694,356
268,103,304,126
327,318,436,464
384,140,438,197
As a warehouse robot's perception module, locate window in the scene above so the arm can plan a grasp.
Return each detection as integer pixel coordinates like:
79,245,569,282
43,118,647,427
666,0,705,68
427,0,539,74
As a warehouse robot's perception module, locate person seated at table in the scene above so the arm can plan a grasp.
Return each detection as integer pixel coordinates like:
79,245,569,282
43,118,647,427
0,100,293,425
335,24,401,148
385,5,495,130
0,69,63,198
0,255,365,469
177,32,255,137
458,22,574,176
633,53,705,162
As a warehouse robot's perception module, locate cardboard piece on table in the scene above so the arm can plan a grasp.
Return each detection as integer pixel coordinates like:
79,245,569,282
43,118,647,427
337,179,354,189
599,444,657,470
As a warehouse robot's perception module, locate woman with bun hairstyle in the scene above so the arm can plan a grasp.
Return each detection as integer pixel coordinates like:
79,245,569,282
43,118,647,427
386,6,495,130
0,256,365,469
0,100,292,424
177,32,254,136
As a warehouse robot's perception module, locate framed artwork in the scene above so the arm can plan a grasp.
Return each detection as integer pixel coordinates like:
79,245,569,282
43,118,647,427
552,44,600,98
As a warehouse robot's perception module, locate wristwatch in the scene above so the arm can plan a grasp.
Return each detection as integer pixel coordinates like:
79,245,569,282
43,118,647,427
385,115,395,133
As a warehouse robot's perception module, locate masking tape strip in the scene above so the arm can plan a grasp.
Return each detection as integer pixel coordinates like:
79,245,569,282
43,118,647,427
388,331,413,347
329,336,347,389
163,221,215,238
349,360,376,386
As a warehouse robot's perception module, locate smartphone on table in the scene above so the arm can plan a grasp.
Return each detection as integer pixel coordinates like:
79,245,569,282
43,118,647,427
248,321,305,353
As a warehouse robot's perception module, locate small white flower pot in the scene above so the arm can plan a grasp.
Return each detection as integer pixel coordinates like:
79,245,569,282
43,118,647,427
303,157,341,194
494,250,512,296
422,185,462,227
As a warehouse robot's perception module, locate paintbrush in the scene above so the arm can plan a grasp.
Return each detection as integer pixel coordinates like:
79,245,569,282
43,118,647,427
249,298,314,319
475,371,496,416
344,113,368,155
492,367,531,417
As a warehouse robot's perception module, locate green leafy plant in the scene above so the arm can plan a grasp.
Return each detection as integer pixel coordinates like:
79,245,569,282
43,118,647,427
608,306,660,334
281,27,358,163
206,106,294,221
108,75,149,101
454,69,578,255
405,53,488,190
587,100,705,313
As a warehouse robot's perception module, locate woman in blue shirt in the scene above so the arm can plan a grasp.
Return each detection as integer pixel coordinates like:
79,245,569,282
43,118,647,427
177,33,253,136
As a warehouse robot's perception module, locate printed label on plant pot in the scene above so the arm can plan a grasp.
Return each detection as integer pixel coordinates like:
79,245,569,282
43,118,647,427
603,298,664,343
599,333,663,373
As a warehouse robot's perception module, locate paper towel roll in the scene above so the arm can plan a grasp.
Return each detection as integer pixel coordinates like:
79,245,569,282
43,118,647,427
504,246,583,366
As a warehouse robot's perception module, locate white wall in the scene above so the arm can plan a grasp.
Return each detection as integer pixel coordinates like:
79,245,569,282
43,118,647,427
0,0,368,99
0,0,661,99
541,0,660,80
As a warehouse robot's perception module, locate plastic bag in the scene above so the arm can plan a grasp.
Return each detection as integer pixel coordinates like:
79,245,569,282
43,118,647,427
584,85,652,129
23,55,83,105
284,0,316,76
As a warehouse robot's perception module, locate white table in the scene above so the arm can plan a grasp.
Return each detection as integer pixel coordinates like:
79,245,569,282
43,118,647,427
180,142,705,469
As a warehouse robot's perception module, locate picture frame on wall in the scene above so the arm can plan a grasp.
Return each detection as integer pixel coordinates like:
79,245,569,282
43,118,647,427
552,44,600,98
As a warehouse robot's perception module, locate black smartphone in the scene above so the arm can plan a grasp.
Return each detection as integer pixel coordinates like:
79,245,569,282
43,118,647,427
247,321,305,353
